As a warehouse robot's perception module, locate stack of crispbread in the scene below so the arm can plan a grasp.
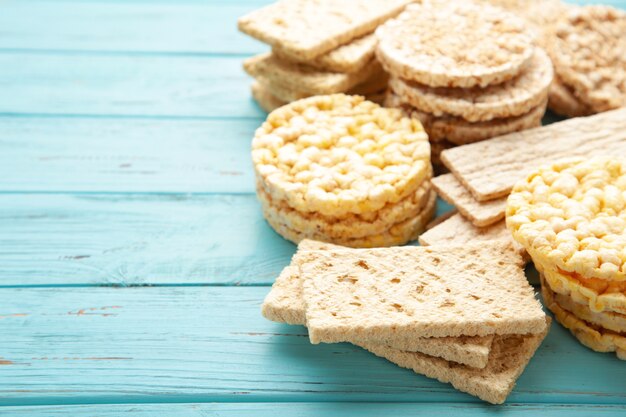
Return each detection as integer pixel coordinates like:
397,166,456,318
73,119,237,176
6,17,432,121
507,158,626,360
422,108,626,256
252,94,435,248
238,0,411,112
377,1,552,169
262,239,550,404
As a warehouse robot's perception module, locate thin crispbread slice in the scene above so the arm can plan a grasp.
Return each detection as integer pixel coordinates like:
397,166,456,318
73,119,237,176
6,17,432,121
361,318,550,404
301,242,546,343
432,174,506,227
441,108,626,201
272,33,378,74
262,240,495,368
251,81,286,113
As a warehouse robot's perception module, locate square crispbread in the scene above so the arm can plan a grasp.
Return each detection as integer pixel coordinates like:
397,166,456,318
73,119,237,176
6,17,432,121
301,242,546,343
272,33,378,74
238,0,410,61
262,240,495,368
244,53,384,95
432,174,506,227
441,108,626,201
361,318,550,405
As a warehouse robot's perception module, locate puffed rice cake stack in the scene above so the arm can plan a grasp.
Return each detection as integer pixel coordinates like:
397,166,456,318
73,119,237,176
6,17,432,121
252,94,435,248
377,1,552,170
507,157,626,360
238,0,412,112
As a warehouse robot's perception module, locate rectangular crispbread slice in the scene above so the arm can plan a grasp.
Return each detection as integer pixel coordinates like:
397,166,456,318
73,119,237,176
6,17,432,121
432,174,506,227
301,242,546,343
244,53,384,95
361,318,550,404
238,0,410,61
441,108,626,201
273,33,378,74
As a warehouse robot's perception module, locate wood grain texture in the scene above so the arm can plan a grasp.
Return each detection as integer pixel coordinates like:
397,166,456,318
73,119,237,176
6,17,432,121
0,287,624,406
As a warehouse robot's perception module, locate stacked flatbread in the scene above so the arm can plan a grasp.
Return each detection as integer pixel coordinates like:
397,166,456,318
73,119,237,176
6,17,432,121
377,1,552,170
252,94,435,248
262,239,550,404
507,158,626,360
238,0,411,112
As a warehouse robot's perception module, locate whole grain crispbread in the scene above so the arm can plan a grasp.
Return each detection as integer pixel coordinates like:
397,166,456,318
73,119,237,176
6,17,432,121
432,174,506,227
441,108,626,201
238,0,411,61
300,242,546,343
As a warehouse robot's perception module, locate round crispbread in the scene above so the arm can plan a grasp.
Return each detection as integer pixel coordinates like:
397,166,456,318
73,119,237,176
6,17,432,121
262,190,437,248
387,49,552,122
547,75,593,118
252,94,431,218
375,1,535,88
549,6,626,112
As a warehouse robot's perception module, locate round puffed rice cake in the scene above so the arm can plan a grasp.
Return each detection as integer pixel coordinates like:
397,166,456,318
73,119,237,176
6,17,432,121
549,6,626,112
375,1,535,88
541,275,626,359
256,178,432,239
387,49,553,122
548,75,593,118
263,190,437,248
384,92,546,146
252,94,431,217
507,157,626,282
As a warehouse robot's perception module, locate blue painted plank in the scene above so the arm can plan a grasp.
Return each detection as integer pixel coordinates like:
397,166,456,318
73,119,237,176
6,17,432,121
1,403,626,417
0,287,623,406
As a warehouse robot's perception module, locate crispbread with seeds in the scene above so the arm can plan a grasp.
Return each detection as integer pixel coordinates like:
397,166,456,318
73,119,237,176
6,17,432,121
388,49,552,122
262,240,495,368
362,319,549,404
238,0,411,62
548,75,593,118
300,242,545,343
441,108,626,201
262,190,436,248
251,81,286,113
272,33,378,74
549,6,626,112
244,53,384,95
432,174,505,227
252,94,431,217
375,2,535,88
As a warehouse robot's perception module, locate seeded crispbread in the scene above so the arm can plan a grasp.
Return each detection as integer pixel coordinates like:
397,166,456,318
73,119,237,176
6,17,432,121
362,319,550,404
262,190,437,248
300,242,546,343
548,75,593,118
388,49,552,122
375,1,535,88
262,240,495,368
272,33,378,74
238,0,411,62
432,174,505,227
251,81,286,113
441,108,626,201
384,92,546,146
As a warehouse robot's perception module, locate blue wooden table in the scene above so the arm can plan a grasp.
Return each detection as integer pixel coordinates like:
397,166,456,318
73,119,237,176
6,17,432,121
1,0,625,415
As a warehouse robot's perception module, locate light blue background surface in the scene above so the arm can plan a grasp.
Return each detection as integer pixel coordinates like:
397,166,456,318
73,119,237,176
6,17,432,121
0,0,624,415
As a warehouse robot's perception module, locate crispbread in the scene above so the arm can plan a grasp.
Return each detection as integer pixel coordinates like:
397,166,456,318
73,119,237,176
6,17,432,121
252,94,431,217
262,190,437,248
375,2,535,88
384,92,546,146
251,81,286,113
256,178,432,239
548,75,593,118
244,53,384,95
551,287,626,333
300,242,545,343
507,158,626,281
541,277,625,359
549,6,626,112
432,174,505,227
238,0,411,62
388,49,552,122
441,108,626,201
272,33,378,74
362,319,550,404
